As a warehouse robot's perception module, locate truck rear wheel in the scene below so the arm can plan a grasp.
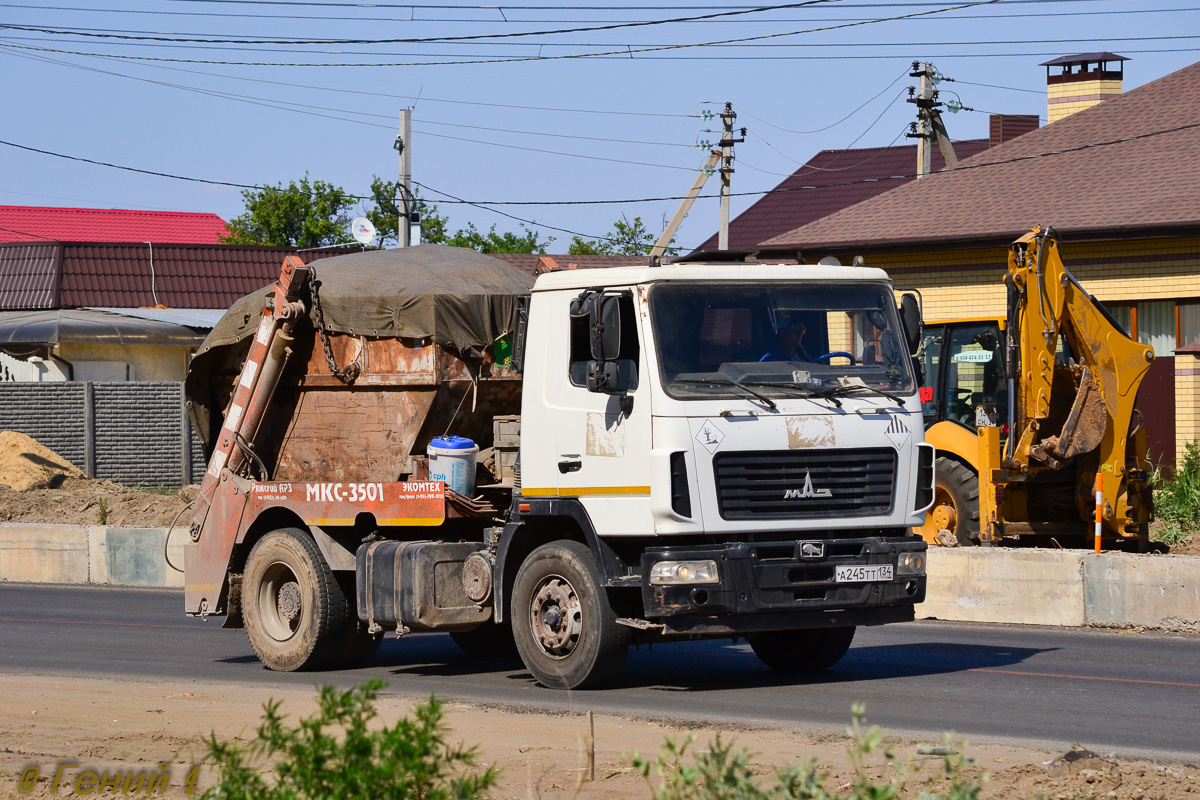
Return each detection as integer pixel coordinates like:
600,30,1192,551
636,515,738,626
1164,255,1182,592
749,626,856,673
243,528,353,671
511,540,630,689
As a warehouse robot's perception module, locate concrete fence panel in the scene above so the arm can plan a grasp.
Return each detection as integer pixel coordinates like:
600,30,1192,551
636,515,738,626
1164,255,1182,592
0,381,204,488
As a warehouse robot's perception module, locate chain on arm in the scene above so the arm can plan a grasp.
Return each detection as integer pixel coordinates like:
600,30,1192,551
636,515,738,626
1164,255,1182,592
308,266,361,385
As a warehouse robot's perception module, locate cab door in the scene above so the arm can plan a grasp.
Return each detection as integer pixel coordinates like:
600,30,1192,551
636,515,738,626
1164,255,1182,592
552,290,653,536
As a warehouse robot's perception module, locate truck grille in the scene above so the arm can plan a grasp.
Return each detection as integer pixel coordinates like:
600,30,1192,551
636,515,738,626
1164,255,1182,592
713,448,896,520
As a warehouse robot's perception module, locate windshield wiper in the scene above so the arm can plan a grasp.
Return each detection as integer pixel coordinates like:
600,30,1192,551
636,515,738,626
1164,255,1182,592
831,384,904,404
674,377,777,410
743,380,842,409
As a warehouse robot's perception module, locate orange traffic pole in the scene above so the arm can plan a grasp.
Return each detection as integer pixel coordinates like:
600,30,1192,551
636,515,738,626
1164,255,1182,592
1094,474,1103,554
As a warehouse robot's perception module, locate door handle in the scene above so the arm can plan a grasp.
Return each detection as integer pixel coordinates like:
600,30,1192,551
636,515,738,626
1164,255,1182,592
558,459,582,474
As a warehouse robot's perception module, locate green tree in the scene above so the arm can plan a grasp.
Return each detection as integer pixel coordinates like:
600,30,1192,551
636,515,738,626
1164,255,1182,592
365,176,449,247
364,176,544,252
568,215,677,256
444,222,552,254
221,174,355,248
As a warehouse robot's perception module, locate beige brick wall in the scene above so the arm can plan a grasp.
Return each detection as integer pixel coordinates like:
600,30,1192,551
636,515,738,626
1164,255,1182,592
1047,79,1122,123
873,236,1200,322
861,235,1200,467
1176,355,1200,464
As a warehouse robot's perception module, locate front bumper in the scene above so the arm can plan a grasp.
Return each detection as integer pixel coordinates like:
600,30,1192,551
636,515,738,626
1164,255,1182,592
640,536,926,630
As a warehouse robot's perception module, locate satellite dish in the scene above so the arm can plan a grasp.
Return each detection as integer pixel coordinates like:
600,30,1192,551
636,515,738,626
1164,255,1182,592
817,256,842,266
351,217,377,245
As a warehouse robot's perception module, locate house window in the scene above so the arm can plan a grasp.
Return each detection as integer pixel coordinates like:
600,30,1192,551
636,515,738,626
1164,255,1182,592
1179,302,1200,349
1136,301,1176,357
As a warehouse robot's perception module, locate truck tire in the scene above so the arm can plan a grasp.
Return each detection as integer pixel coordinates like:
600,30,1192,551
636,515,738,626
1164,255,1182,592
450,621,518,658
511,540,630,689
932,457,981,546
243,528,354,671
748,626,856,673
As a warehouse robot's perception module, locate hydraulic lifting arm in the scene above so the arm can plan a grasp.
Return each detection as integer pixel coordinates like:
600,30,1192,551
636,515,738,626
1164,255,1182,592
185,256,309,615
978,227,1154,543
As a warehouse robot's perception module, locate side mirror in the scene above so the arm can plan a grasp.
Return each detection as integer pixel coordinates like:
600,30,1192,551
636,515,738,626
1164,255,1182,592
570,290,622,361
899,294,922,356
591,295,621,360
586,360,622,393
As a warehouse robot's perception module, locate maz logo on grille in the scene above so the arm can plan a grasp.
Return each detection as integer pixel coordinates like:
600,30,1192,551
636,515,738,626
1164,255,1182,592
783,471,832,499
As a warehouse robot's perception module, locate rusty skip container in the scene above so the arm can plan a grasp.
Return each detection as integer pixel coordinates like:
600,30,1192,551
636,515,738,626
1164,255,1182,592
185,245,532,485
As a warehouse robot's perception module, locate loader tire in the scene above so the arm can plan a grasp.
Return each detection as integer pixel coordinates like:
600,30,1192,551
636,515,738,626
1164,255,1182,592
511,540,630,689
916,457,981,546
748,626,856,673
243,528,354,671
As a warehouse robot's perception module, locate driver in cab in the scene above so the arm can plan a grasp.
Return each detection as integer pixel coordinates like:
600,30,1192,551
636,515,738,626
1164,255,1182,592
761,312,814,362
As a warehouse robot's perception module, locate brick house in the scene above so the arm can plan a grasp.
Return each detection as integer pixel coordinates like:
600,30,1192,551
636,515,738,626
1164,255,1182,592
758,56,1200,467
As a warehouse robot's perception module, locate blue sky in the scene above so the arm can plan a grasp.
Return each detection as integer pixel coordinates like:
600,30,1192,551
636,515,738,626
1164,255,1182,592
2,0,1198,251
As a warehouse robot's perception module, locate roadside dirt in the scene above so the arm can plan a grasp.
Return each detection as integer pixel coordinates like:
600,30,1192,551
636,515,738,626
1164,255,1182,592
0,478,193,528
0,674,1195,800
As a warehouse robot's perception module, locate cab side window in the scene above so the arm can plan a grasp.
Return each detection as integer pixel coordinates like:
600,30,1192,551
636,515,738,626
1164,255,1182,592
568,293,640,391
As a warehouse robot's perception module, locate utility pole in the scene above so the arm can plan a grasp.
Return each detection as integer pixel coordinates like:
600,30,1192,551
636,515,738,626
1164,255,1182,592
398,108,413,247
652,149,721,258
717,102,744,250
907,62,958,178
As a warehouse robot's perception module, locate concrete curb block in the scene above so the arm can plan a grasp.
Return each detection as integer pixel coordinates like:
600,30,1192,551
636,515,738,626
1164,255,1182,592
917,548,1200,631
917,549,1087,626
0,523,183,588
1,524,1198,631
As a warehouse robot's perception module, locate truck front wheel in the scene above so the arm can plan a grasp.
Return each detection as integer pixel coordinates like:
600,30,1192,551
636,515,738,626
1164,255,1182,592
243,528,353,671
748,626,856,673
511,540,630,689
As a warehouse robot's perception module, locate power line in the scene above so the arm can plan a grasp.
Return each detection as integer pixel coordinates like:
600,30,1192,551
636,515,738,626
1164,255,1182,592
733,69,907,135
11,39,1200,64
0,0,1008,66
953,78,1043,95
0,2,846,46
412,129,697,170
0,44,695,118
4,2,1191,24
0,45,700,122
8,119,1200,209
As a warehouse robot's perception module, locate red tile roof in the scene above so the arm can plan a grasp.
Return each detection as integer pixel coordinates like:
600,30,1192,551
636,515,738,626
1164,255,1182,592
692,139,993,253
763,59,1200,254
0,242,310,310
0,206,229,244
0,243,59,309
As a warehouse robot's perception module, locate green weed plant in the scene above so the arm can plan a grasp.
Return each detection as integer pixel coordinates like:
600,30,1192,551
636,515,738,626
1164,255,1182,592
199,680,496,800
633,704,983,800
1153,439,1200,546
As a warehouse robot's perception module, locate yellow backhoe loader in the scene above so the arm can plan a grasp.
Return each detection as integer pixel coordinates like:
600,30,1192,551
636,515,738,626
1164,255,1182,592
916,226,1155,548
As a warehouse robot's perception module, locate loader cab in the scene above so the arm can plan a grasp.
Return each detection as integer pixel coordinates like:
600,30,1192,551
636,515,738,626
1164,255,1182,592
921,318,1008,433
923,317,1079,436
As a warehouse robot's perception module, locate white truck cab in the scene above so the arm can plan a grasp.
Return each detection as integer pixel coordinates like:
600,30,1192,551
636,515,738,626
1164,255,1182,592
498,257,934,687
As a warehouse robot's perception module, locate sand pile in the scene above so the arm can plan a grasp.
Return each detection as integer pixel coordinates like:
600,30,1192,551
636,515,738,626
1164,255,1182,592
0,430,86,491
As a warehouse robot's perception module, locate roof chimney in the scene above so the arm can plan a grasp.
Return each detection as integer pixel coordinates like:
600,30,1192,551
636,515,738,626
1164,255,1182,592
1041,52,1128,124
989,114,1039,147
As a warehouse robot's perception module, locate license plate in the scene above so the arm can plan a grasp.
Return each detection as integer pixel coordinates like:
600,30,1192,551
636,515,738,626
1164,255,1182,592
835,564,894,583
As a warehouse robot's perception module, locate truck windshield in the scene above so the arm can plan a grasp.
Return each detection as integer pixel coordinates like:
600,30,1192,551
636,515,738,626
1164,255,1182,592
648,281,916,401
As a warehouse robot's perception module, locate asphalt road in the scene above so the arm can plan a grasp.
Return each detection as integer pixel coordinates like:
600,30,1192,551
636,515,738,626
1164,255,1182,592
2,584,1197,760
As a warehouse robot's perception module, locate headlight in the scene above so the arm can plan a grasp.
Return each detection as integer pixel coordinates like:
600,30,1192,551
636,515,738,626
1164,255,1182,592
897,551,926,575
649,560,720,585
